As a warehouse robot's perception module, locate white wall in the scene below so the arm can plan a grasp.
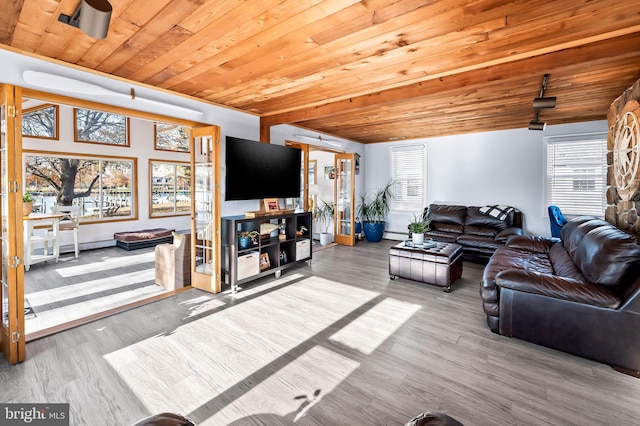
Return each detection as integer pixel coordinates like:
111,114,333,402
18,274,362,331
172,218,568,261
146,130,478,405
364,121,608,237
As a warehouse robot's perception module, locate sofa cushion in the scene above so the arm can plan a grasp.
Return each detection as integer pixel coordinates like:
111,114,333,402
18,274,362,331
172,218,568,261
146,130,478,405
427,204,467,225
505,235,554,253
456,234,501,250
561,217,609,258
464,225,497,237
495,269,621,308
548,242,585,281
574,225,640,287
482,246,554,281
465,207,508,231
424,230,459,243
430,222,464,234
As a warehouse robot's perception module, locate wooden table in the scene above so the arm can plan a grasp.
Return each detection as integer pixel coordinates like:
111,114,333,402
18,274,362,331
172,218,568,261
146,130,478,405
23,213,67,271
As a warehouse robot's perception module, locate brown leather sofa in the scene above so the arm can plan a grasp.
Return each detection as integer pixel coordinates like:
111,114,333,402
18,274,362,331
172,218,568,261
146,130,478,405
421,204,523,262
481,216,640,372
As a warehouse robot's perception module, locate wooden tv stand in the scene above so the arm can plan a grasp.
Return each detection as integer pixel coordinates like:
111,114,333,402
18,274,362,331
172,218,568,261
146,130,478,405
221,211,312,293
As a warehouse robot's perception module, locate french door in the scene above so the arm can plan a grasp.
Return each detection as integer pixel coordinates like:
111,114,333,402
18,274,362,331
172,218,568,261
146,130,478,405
334,153,356,246
0,84,26,364
190,126,222,293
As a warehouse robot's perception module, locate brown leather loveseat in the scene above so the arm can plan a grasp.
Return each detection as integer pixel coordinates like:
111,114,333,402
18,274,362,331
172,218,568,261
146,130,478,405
481,216,640,372
422,203,523,262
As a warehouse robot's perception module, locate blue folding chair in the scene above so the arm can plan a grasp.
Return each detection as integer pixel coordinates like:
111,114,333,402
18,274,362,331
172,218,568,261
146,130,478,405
548,205,567,238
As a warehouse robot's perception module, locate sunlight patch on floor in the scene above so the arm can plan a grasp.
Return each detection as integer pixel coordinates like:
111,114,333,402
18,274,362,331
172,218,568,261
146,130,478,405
228,273,306,299
103,276,423,422
329,297,421,355
104,277,378,416
54,250,155,277
179,295,226,318
26,283,165,334
26,269,157,305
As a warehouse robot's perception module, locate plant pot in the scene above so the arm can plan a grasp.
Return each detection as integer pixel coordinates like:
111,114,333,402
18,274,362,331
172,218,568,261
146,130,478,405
363,221,385,242
23,202,33,217
319,233,332,246
411,233,425,245
238,236,251,250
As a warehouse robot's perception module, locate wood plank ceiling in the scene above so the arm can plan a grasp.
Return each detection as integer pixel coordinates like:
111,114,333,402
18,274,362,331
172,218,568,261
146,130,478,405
2,0,640,143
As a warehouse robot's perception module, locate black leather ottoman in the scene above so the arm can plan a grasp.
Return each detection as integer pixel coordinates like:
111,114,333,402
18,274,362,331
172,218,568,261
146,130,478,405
389,241,463,292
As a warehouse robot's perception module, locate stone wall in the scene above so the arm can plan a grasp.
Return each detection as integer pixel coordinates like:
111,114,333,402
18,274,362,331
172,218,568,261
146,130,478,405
606,78,640,238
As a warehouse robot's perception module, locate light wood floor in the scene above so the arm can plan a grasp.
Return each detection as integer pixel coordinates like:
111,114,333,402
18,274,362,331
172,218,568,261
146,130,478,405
24,246,168,336
2,240,639,425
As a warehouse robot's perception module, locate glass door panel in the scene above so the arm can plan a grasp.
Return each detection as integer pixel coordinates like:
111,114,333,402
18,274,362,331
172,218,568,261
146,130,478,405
190,126,221,293
334,153,355,246
286,141,309,212
0,84,25,363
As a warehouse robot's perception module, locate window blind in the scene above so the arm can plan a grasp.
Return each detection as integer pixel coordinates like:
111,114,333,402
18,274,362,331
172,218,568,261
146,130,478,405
391,145,425,211
546,135,607,217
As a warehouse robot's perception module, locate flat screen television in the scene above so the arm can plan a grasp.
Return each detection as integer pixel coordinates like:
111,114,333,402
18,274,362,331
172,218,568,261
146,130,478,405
225,136,302,201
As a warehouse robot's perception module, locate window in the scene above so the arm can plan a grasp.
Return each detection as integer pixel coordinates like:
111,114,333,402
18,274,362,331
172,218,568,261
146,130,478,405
24,153,136,221
545,133,607,217
391,144,425,211
155,122,190,152
150,160,191,217
22,104,58,139
74,108,129,146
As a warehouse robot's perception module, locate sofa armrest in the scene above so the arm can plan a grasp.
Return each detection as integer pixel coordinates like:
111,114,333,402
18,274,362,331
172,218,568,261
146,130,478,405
504,235,554,253
496,269,621,308
494,227,523,243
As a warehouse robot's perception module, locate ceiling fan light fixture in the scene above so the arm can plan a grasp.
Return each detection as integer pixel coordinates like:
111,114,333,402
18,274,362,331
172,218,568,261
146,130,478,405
58,0,112,39
533,96,557,110
528,120,547,131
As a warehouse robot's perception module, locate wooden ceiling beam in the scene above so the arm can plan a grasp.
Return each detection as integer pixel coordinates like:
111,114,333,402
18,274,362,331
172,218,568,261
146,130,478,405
261,33,640,129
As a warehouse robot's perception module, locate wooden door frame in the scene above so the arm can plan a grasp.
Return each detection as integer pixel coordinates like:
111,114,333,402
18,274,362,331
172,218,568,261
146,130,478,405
0,84,26,364
333,153,356,246
190,126,222,293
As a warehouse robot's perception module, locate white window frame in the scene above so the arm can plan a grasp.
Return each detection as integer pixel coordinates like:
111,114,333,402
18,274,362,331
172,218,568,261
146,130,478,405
544,132,608,218
391,144,426,212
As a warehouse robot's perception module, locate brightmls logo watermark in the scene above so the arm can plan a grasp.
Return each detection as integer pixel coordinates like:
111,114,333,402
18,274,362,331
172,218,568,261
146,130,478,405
0,404,69,425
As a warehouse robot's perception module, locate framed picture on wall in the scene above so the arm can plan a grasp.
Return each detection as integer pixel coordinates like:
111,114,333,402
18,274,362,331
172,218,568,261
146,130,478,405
263,198,280,212
324,166,335,180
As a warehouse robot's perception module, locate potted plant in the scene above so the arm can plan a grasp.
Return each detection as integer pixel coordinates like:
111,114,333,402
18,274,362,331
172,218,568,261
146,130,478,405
23,193,35,216
315,200,334,246
237,230,259,250
357,180,394,242
408,214,430,245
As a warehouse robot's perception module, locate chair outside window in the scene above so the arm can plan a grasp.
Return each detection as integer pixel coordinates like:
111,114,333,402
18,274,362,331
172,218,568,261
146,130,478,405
49,205,81,258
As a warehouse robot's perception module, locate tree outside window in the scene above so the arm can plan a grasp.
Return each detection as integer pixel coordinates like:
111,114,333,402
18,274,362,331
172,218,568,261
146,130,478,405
150,161,191,216
155,123,190,152
74,108,129,146
25,153,136,221
22,104,58,139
